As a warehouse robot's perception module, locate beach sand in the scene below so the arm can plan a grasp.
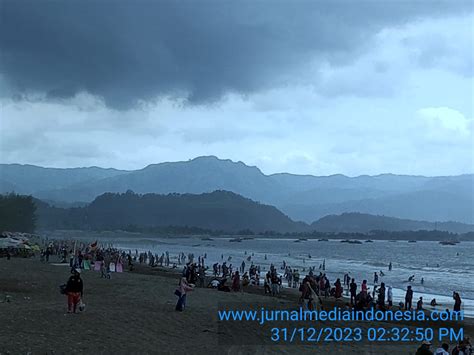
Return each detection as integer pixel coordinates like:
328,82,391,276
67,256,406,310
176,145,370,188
1,258,472,354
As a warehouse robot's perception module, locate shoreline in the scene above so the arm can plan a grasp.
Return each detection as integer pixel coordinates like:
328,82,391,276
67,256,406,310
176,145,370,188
41,229,474,242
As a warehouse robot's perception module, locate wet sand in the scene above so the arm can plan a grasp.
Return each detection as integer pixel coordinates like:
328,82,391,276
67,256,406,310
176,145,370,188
0,257,472,354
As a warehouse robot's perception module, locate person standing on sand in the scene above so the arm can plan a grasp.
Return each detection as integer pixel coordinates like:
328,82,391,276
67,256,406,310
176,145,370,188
65,268,84,313
299,276,309,305
127,254,134,271
264,271,272,294
175,277,194,312
293,270,300,288
334,278,343,299
222,262,229,277
350,278,357,305
271,272,280,296
453,292,462,312
361,280,368,298
100,261,111,279
405,285,413,310
232,271,241,292
378,282,386,308
324,277,330,298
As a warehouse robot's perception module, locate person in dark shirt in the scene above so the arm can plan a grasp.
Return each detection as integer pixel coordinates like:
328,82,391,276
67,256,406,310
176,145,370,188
66,268,84,313
405,285,413,310
378,282,386,308
350,278,357,305
453,292,462,312
417,297,424,311
415,341,433,355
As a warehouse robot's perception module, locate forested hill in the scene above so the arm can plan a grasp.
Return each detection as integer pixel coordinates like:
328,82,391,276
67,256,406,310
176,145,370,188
32,191,474,235
311,212,474,234
35,190,307,233
1,190,471,236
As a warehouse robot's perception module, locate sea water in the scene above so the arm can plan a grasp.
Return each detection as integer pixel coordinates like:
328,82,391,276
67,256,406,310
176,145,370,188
112,237,473,316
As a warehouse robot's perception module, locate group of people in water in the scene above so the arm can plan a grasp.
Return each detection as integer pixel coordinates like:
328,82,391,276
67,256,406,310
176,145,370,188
170,249,465,317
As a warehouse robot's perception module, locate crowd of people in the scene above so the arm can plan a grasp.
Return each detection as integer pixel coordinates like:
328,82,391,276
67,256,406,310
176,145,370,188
415,339,473,355
38,239,466,316
31,238,472,354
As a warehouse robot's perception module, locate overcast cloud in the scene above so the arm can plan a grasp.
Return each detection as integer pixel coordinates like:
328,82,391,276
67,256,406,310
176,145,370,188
0,0,472,175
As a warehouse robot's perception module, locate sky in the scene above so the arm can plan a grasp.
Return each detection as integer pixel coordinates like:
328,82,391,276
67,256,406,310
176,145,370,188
0,0,473,176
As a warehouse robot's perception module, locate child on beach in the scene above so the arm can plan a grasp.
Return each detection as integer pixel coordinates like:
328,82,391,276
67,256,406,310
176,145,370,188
100,262,111,279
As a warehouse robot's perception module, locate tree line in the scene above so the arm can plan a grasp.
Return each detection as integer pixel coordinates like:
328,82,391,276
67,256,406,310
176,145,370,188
0,193,36,233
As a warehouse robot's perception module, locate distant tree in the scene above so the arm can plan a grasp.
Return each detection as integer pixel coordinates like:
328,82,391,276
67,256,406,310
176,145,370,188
0,193,37,233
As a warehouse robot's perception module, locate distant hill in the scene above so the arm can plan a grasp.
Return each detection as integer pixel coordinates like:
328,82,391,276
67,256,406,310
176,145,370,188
35,190,307,233
0,164,127,196
31,191,474,235
2,156,473,223
282,188,474,225
311,212,474,234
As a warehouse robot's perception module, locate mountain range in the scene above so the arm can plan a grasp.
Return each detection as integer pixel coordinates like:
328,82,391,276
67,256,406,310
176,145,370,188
1,156,473,224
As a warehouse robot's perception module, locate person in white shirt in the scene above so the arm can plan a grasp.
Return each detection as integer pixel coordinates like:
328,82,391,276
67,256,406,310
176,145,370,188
434,343,449,355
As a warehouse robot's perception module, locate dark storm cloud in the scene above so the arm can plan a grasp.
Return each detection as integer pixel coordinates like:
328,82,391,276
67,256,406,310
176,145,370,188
0,0,471,109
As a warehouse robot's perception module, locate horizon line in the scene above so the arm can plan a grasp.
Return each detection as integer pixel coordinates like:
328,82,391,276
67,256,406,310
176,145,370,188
1,155,473,179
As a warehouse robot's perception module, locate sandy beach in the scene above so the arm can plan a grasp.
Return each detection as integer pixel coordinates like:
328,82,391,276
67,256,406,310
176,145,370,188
1,257,472,355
